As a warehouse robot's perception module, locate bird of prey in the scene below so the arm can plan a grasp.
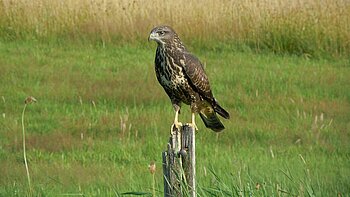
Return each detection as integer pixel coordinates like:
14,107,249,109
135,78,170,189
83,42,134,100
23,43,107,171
148,25,230,132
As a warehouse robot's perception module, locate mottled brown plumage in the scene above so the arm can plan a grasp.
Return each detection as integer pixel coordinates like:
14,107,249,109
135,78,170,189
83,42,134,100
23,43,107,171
149,25,229,132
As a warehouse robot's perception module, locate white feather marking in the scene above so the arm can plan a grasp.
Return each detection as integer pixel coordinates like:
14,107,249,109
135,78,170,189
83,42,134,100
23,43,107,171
180,59,185,65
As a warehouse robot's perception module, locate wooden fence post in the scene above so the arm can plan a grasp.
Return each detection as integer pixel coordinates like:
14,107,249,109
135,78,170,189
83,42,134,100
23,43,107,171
162,124,196,197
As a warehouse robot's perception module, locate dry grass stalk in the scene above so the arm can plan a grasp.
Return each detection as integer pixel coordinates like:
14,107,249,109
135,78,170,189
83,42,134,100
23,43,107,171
0,0,348,56
22,96,37,195
148,161,156,196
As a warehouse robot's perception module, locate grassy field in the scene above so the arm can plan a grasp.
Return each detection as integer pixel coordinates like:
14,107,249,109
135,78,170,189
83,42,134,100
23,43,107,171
0,39,349,196
0,0,349,196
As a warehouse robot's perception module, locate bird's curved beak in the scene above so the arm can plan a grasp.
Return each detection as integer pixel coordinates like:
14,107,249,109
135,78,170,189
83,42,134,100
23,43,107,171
148,31,157,42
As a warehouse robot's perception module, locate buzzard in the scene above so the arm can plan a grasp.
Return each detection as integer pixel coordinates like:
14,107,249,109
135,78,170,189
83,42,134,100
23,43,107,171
148,25,230,132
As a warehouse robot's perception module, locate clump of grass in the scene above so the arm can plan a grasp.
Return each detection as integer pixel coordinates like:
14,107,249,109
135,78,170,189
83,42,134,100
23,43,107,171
0,0,349,57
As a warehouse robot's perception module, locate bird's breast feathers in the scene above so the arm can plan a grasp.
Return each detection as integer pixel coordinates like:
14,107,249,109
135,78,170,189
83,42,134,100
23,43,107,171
159,62,187,90
156,49,187,89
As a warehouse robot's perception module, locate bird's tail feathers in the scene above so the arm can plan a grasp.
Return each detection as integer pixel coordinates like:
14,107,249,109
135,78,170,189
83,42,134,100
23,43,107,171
213,100,230,119
199,102,225,132
199,110,225,132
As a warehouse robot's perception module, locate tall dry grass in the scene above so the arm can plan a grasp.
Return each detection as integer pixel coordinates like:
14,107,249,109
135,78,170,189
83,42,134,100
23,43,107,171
0,0,349,56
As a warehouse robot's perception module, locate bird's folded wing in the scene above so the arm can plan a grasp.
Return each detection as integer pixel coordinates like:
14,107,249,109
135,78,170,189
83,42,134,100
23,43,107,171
180,52,214,102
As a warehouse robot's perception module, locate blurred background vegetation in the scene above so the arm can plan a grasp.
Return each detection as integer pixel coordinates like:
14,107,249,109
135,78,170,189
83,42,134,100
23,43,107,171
0,0,349,58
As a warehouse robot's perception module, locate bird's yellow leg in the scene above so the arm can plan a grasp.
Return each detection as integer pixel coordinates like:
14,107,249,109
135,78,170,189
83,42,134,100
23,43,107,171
172,109,183,129
188,112,198,131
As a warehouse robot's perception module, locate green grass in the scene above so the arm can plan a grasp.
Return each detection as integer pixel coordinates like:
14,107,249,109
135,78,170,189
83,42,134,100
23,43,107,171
0,40,349,196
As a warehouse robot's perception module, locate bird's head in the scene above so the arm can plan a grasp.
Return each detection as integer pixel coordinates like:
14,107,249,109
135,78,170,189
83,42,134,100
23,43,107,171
148,25,177,45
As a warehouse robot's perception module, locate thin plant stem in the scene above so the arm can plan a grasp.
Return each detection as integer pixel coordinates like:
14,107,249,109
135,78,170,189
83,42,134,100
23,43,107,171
152,173,155,197
21,103,31,191
148,161,156,196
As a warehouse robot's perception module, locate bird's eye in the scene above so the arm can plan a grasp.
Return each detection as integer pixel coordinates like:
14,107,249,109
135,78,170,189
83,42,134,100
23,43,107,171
158,31,165,36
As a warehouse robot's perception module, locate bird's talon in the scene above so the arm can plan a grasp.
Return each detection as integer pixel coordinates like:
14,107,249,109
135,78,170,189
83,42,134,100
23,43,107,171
172,122,183,131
